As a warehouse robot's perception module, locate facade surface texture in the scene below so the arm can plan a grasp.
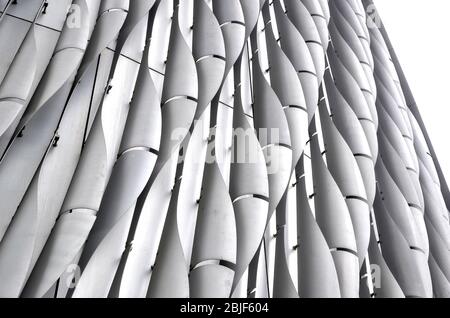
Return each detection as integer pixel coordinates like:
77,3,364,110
0,0,449,298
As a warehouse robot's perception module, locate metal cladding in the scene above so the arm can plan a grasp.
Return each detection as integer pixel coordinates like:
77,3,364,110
0,0,449,299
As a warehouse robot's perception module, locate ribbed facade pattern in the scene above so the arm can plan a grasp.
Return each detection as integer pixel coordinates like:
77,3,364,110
0,0,449,298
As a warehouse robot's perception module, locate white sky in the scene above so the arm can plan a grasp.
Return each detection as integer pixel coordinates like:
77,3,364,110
374,0,450,183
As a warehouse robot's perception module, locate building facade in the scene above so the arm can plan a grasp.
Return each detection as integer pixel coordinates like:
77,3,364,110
0,0,449,298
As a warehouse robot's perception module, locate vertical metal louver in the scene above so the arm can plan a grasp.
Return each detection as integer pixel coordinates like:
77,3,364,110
0,0,448,298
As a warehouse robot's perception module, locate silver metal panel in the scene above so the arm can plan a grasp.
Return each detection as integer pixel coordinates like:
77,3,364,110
0,0,448,299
